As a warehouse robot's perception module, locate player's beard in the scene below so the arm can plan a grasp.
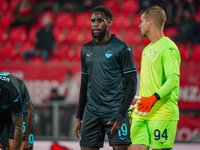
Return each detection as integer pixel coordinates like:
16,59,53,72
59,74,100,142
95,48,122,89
92,27,107,41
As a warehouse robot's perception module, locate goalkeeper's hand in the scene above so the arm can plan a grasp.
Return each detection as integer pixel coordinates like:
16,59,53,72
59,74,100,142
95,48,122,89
134,95,157,116
128,105,135,118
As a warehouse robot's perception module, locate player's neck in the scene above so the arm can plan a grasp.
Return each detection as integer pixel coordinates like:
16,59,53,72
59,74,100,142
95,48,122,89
95,33,111,44
148,29,164,44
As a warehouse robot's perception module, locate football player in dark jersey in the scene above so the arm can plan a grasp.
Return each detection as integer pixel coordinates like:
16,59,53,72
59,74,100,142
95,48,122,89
0,73,34,150
75,5,137,150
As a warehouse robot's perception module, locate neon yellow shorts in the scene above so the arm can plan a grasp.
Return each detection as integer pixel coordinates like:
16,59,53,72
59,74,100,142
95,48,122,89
130,118,178,149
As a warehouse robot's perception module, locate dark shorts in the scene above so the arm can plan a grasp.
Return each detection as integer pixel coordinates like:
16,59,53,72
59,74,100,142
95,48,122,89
80,113,131,148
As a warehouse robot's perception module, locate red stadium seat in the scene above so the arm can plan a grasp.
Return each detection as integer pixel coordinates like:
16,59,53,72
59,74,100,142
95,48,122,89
164,27,178,37
9,26,27,43
52,27,68,43
0,0,8,13
55,13,74,29
74,43,83,61
57,43,70,61
66,43,79,61
27,25,39,44
0,28,8,42
123,29,142,45
83,29,93,43
19,41,34,56
0,12,14,29
133,43,145,63
120,0,138,14
131,14,141,29
112,13,132,29
66,27,83,43
9,0,20,12
75,12,91,29
104,0,119,13
191,44,200,64
0,41,15,61
177,43,190,64
192,12,200,23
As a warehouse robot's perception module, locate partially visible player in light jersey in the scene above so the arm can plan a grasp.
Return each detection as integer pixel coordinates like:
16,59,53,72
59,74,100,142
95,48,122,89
129,6,181,150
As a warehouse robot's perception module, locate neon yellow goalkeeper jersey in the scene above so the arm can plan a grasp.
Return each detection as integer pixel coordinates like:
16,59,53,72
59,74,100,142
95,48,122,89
132,37,180,120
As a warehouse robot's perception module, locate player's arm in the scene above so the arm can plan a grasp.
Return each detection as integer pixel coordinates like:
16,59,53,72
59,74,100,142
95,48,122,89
75,73,88,138
75,48,88,138
12,113,23,150
108,45,137,133
134,47,180,116
24,102,34,150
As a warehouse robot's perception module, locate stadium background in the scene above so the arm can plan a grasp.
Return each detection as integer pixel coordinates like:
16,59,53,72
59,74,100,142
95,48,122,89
0,0,200,149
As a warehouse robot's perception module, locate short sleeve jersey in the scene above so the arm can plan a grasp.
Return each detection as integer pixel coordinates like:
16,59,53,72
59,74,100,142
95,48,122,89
132,37,181,120
81,34,137,118
0,73,23,116
16,78,31,114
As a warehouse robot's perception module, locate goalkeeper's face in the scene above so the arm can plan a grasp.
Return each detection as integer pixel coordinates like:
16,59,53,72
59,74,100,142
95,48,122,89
91,12,110,41
139,14,150,37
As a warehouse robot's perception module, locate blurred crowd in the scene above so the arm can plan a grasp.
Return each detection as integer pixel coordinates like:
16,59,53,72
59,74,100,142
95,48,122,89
0,0,199,65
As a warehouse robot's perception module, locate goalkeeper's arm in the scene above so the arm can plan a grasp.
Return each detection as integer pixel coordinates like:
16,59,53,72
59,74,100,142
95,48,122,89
155,73,179,99
134,73,179,116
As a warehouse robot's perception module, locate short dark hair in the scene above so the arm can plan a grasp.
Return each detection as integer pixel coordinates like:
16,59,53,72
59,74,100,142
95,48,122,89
140,6,166,29
91,5,113,21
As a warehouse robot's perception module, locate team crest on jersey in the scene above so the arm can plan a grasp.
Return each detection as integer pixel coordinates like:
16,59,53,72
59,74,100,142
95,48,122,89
153,51,158,58
105,50,112,58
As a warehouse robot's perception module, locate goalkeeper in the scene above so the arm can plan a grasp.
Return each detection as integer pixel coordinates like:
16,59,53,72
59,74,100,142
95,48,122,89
128,6,181,150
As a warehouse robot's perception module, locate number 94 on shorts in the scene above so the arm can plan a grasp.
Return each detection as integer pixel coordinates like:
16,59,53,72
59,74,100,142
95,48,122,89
130,118,178,149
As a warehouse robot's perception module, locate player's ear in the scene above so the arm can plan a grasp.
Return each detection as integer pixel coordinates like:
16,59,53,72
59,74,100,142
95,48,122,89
107,19,111,27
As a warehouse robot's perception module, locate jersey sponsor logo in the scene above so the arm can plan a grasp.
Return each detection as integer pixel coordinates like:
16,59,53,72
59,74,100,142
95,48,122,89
153,51,158,58
0,76,10,82
105,50,112,58
86,53,92,57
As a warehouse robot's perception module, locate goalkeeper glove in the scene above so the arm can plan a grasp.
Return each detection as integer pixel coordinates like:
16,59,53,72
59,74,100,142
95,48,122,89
134,94,157,116
128,105,135,118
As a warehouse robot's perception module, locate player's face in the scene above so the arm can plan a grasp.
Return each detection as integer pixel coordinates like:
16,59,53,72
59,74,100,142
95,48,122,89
139,14,150,37
91,11,109,41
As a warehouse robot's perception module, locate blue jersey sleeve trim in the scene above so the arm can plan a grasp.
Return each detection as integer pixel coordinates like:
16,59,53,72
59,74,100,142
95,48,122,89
28,98,31,102
81,72,88,75
12,111,23,116
123,69,137,74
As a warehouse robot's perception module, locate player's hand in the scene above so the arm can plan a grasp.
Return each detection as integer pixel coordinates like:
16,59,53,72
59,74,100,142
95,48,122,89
23,140,30,150
0,143,5,150
134,95,157,116
75,118,82,138
128,96,142,117
107,113,125,134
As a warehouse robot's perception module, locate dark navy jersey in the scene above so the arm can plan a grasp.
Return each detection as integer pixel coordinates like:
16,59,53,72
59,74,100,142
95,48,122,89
0,73,23,116
81,34,137,118
16,78,31,114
